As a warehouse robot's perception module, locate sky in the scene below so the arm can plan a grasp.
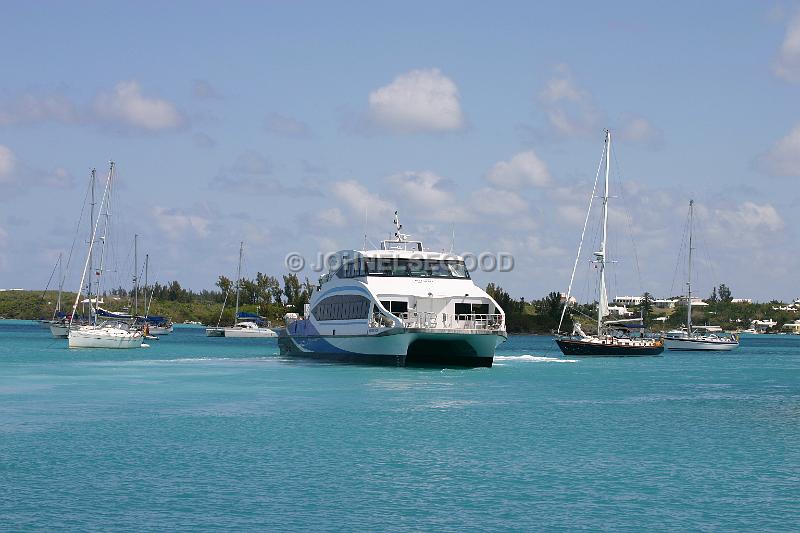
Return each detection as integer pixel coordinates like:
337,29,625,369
1,1,799,302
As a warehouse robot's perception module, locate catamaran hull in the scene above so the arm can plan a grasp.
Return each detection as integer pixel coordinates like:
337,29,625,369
665,338,739,351
556,338,664,357
278,329,505,367
147,325,173,335
68,330,144,349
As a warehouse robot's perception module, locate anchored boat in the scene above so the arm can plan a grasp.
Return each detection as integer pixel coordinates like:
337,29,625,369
67,162,143,349
664,201,739,351
554,130,663,357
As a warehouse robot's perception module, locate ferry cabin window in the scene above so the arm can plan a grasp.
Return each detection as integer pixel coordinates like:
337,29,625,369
364,259,470,279
336,259,367,279
379,300,408,314
454,303,490,316
312,295,371,321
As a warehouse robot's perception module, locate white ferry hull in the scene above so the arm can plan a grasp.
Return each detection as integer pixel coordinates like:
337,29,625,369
68,327,144,349
279,329,505,367
665,337,739,351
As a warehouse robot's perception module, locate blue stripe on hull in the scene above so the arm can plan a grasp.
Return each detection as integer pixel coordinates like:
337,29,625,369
278,335,495,368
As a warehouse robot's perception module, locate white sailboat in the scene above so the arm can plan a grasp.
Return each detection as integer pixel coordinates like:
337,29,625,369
555,130,663,356
67,162,144,349
664,200,739,351
223,241,277,338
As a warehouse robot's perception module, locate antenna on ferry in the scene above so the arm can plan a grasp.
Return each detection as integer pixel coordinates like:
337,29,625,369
449,224,455,254
364,206,368,250
393,211,402,234
394,211,405,240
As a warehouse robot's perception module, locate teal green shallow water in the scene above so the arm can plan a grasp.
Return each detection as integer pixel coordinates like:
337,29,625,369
1,320,799,531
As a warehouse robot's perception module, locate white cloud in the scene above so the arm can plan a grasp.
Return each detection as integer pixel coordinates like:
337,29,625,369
758,124,800,177
538,65,600,138
152,206,210,240
617,116,663,147
331,179,393,217
368,68,465,133
471,187,529,215
485,150,551,189
0,92,79,126
94,81,184,131
264,112,311,138
537,67,662,145
40,167,74,188
556,204,586,226
712,202,784,233
312,208,346,228
385,171,469,222
0,145,17,183
774,11,800,82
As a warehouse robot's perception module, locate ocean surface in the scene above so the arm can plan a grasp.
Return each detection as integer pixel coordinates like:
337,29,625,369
1,320,798,532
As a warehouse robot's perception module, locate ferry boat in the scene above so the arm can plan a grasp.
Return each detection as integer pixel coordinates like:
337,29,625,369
278,214,507,367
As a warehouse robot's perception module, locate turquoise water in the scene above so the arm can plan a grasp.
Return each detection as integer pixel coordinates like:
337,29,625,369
1,320,799,531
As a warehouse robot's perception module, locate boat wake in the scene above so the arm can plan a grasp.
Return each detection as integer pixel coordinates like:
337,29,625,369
494,354,578,363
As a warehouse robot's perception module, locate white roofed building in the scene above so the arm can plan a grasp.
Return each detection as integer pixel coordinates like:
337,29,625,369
654,299,678,309
614,296,644,307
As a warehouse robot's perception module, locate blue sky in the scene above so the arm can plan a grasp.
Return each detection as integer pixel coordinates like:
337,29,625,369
1,1,798,302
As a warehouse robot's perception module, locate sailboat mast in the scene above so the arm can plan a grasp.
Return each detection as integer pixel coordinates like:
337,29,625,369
687,199,694,334
598,130,611,335
87,168,96,319
56,252,63,315
144,253,149,317
69,163,113,327
134,234,138,317
94,162,114,321
234,241,243,323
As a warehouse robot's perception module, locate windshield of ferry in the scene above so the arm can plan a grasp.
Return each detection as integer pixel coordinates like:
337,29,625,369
365,258,470,279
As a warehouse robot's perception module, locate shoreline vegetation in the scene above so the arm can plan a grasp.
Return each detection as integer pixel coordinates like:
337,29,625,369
2,276,796,334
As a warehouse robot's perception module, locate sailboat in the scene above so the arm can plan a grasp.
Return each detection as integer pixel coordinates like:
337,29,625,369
48,253,71,338
555,130,663,356
67,162,144,349
664,201,739,351
139,253,174,335
223,241,277,338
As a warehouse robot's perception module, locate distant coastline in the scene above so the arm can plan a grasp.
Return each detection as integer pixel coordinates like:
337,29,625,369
5,282,798,335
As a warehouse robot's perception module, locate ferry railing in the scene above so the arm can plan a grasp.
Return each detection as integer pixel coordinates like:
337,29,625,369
394,312,505,331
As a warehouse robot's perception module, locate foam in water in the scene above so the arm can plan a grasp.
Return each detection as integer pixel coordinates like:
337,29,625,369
494,354,578,363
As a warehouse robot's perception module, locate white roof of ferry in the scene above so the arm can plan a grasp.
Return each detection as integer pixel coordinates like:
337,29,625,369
333,247,465,261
